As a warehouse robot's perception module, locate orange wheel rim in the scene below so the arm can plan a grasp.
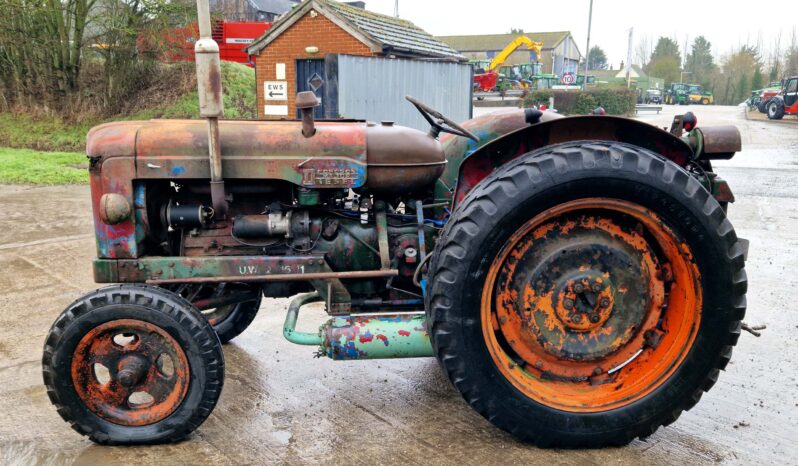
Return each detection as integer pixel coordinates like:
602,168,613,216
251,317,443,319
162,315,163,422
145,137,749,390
481,198,701,412
71,319,190,426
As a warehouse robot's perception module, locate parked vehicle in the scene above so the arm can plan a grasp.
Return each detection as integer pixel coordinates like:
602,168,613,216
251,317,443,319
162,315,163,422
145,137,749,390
664,83,688,104
42,0,749,449
645,88,662,104
687,84,714,105
472,36,544,92
767,76,798,119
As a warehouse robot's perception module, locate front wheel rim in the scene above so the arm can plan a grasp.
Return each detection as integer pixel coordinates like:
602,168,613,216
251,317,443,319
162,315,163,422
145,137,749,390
481,198,702,412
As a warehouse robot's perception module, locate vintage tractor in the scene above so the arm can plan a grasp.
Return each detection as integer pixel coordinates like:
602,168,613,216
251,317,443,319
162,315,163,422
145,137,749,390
766,76,798,120
42,0,748,449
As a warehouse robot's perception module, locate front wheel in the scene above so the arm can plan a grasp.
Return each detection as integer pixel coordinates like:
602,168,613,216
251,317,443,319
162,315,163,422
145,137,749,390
767,100,785,120
42,285,224,444
427,142,747,447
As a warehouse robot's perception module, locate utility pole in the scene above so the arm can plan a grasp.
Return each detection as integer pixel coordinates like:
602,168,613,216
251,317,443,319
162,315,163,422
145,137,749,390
581,0,594,90
625,27,633,88
394,0,398,17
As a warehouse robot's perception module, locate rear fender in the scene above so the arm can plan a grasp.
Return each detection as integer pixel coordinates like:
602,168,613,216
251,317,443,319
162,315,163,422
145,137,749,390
453,115,694,206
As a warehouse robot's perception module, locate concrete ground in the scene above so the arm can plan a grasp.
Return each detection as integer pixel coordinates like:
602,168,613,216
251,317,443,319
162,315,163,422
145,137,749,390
1,105,797,465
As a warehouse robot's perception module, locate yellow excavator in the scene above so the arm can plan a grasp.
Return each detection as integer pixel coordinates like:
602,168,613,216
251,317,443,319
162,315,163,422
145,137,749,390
473,36,544,92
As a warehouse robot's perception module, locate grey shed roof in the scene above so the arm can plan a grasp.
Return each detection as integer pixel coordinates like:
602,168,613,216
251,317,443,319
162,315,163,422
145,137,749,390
247,0,466,61
246,0,298,14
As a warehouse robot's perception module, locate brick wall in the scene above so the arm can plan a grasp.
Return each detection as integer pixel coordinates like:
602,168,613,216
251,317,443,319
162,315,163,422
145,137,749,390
254,11,378,119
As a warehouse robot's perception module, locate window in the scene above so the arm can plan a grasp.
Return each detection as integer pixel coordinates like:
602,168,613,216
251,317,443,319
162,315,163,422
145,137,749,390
787,79,798,93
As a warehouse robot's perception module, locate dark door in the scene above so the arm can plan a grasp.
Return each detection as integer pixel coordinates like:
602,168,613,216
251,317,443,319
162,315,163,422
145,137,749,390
785,78,798,107
296,59,326,119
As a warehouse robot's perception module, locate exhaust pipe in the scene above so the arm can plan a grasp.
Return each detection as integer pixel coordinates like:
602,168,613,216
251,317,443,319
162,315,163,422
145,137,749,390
194,0,228,217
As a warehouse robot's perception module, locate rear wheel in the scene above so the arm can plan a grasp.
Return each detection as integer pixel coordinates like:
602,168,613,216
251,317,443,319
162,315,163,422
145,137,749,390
427,142,746,447
164,283,261,344
767,100,785,120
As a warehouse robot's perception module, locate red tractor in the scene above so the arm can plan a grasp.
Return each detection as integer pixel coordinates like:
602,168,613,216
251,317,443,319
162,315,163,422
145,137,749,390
767,76,798,119
42,1,749,449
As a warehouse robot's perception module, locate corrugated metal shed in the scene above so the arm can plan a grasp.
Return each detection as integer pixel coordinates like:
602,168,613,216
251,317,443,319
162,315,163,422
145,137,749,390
325,54,472,132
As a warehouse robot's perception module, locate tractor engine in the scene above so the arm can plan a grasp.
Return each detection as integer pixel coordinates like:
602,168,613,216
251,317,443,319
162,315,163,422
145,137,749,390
149,180,437,309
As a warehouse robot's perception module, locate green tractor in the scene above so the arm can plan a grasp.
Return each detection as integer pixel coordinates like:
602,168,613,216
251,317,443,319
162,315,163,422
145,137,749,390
664,83,689,105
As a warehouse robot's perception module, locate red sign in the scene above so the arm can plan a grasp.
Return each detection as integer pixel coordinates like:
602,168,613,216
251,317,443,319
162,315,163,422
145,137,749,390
561,73,576,85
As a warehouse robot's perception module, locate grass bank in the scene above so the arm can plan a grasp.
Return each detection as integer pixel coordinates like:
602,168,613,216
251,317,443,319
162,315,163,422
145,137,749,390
0,62,257,152
0,148,88,185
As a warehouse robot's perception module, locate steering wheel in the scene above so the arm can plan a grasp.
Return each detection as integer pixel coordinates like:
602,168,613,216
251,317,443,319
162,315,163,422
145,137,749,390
406,96,479,142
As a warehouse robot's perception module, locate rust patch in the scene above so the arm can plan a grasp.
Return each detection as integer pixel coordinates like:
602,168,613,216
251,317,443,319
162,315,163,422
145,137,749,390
70,319,190,426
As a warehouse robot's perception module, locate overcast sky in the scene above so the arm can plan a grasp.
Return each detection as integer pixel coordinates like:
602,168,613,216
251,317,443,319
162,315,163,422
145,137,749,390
363,0,796,68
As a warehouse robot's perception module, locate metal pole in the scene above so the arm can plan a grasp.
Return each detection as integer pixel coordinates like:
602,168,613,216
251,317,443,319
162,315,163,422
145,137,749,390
625,28,633,88
394,0,398,17
582,0,593,90
195,0,228,216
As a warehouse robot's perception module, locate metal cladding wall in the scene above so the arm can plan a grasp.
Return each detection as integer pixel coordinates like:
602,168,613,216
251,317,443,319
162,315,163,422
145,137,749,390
325,55,472,131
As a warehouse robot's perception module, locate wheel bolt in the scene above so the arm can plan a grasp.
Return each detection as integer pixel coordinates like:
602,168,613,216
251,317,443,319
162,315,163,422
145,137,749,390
572,314,583,324
573,283,584,294
592,283,602,292
563,298,574,310
590,314,601,323
600,298,610,308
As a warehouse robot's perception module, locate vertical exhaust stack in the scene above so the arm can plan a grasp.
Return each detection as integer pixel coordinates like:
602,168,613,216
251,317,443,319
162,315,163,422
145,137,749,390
194,0,228,217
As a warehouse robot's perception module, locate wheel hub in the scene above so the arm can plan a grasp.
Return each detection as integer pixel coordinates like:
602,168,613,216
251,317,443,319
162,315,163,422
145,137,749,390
70,319,190,426
492,210,665,379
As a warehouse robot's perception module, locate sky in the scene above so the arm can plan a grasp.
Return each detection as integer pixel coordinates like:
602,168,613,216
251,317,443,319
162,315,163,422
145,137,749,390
361,0,797,68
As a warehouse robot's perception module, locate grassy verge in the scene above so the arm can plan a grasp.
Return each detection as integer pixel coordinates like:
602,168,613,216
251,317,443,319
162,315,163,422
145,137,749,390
0,62,256,152
0,147,88,185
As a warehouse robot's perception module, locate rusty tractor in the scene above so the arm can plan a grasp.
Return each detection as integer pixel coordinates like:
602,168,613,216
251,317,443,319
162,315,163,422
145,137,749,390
42,0,748,449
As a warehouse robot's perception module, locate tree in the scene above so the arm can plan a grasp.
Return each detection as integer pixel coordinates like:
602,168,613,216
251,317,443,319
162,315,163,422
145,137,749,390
711,45,763,104
648,37,682,68
646,37,682,86
648,56,681,86
684,36,715,87
586,45,608,70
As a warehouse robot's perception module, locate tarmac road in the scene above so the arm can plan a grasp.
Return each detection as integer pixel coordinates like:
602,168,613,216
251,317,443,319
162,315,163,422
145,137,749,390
1,105,796,465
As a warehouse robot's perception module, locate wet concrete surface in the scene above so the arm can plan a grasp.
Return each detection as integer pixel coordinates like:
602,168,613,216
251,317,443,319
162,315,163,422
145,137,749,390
1,105,797,465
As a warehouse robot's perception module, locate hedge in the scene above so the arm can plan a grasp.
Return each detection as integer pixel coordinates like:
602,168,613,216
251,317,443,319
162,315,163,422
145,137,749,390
522,87,637,116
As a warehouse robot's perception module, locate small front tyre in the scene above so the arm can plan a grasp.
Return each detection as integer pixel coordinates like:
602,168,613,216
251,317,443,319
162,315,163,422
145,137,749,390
42,285,224,444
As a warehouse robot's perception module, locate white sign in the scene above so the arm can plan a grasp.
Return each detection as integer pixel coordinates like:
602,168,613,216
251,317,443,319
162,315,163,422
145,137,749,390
226,38,254,44
264,81,287,101
264,105,288,116
276,63,286,80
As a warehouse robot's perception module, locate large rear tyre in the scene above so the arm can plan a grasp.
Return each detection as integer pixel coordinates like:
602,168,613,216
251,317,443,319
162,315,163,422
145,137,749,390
427,142,747,447
164,283,261,344
767,100,785,120
42,285,224,444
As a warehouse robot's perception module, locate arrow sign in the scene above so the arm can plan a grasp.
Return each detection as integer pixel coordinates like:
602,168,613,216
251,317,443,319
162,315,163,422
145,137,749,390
264,81,287,101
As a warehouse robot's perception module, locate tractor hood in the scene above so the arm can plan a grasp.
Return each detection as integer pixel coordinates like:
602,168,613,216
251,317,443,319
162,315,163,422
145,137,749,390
87,119,369,189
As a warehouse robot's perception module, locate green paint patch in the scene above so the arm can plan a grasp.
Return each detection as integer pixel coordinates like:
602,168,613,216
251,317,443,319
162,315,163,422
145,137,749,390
0,147,88,185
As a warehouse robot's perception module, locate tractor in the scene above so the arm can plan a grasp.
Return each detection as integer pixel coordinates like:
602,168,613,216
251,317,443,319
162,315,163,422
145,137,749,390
687,84,714,105
664,83,688,105
43,0,748,449
766,76,798,120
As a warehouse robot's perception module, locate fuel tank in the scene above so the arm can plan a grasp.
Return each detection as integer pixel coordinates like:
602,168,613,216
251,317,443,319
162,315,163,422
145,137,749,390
363,121,445,195
86,119,444,194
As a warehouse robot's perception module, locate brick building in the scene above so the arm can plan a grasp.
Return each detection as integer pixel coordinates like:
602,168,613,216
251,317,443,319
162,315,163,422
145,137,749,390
246,0,465,119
